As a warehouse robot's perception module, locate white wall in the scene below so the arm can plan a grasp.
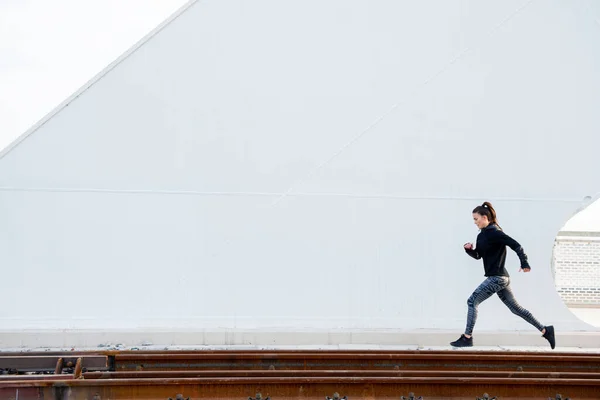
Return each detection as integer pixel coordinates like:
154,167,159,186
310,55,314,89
1,0,600,343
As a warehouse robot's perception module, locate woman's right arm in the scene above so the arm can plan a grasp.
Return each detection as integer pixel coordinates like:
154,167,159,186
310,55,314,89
464,243,481,259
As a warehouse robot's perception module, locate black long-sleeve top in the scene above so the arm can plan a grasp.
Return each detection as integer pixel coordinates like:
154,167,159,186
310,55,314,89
465,223,530,277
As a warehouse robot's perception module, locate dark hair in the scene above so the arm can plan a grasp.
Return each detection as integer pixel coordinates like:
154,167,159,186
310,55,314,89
472,201,500,227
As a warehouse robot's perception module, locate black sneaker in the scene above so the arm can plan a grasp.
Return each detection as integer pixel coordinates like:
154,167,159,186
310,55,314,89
450,334,473,347
542,325,555,349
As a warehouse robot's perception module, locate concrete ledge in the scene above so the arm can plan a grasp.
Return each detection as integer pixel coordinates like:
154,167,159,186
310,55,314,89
1,329,599,351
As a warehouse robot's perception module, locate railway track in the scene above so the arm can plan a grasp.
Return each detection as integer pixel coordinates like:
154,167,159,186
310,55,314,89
1,350,599,399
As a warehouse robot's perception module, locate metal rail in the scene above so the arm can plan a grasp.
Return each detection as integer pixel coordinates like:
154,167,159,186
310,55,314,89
112,351,600,372
1,376,597,399
0,350,598,399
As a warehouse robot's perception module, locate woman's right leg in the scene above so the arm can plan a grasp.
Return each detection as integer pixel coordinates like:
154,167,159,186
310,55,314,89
451,276,509,347
465,276,508,336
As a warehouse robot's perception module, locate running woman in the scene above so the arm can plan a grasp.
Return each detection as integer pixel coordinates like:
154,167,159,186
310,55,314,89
450,202,556,349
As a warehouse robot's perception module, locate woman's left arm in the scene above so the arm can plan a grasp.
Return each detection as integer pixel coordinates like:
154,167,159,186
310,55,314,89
491,230,531,271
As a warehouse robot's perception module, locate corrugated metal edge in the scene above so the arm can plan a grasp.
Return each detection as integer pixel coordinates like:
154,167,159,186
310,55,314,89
0,0,200,161
557,231,600,238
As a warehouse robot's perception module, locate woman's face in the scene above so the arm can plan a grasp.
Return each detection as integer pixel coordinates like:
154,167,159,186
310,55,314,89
473,212,489,229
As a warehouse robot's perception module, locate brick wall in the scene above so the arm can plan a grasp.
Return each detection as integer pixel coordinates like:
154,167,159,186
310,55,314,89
553,231,600,306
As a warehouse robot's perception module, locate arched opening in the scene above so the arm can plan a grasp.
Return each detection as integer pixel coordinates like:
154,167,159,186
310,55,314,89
553,196,600,327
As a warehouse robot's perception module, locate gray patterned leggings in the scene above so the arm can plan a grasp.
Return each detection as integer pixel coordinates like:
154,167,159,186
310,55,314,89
465,276,544,335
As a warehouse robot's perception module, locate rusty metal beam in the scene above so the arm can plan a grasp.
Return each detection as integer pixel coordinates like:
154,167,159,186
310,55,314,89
0,355,108,374
1,377,598,399
55,357,65,374
1,350,599,399
81,369,600,379
74,357,83,379
0,374,75,381
113,352,600,372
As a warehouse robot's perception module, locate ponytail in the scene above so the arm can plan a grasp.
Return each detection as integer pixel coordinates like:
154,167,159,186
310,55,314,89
473,201,501,229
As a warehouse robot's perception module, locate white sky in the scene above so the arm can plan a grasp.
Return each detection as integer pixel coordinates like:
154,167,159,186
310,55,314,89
1,0,598,231
0,0,188,150
562,200,600,232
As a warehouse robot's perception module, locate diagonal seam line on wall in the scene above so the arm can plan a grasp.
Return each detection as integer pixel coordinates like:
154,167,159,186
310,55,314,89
270,0,535,207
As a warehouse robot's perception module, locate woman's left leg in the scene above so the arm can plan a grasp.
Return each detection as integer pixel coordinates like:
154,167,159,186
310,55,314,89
496,282,545,331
